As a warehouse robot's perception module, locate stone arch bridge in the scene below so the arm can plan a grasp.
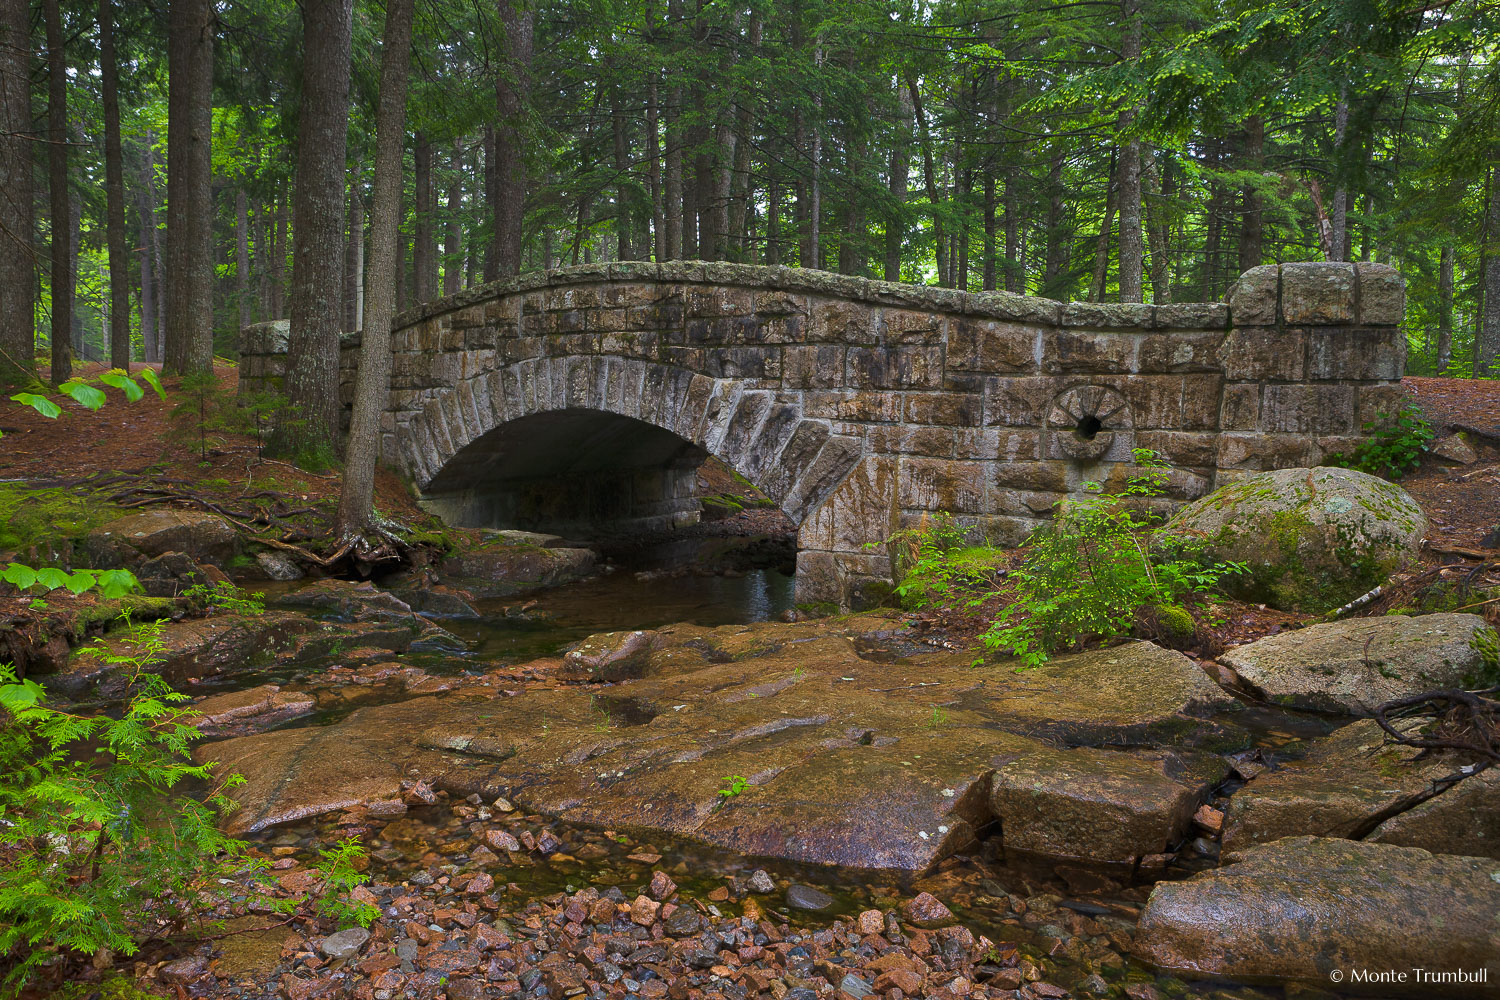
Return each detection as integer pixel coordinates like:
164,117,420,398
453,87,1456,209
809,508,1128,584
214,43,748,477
240,260,1407,608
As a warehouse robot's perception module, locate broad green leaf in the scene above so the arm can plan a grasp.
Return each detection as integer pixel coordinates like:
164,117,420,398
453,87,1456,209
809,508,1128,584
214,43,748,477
63,570,98,596
94,569,140,599
2,564,38,589
34,568,71,592
0,679,45,711
139,368,166,399
58,381,108,411
100,370,145,403
10,392,60,419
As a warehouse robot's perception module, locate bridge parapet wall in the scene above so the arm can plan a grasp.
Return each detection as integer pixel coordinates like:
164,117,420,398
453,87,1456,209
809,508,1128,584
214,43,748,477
239,260,1406,608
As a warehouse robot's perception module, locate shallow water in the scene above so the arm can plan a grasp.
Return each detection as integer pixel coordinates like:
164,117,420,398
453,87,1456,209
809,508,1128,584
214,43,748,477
229,568,1352,998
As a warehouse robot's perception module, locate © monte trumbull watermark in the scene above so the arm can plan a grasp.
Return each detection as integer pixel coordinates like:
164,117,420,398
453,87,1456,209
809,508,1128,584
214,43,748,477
1329,967,1491,986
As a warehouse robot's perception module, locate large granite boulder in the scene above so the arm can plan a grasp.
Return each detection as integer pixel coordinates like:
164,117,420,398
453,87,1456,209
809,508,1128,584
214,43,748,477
1163,466,1426,613
1218,613,1497,715
87,509,239,567
1133,837,1500,996
1223,718,1500,859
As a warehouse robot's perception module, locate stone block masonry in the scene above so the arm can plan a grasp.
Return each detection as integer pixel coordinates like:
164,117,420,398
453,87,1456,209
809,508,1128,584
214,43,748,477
239,260,1407,609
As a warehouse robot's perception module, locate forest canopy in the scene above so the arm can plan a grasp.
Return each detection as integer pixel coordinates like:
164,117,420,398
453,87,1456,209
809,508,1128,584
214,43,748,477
1,0,1497,390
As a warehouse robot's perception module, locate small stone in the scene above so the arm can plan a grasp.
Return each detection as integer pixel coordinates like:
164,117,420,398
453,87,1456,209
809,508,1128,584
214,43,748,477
394,938,419,961
465,872,494,894
839,973,874,998
493,796,515,812
874,969,923,994
1193,803,1224,833
785,884,835,911
746,869,775,894
901,891,954,928
630,894,660,926
320,927,370,960
160,955,210,984
485,827,522,852
855,909,884,936
648,870,677,901
663,905,701,936
1432,433,1478,465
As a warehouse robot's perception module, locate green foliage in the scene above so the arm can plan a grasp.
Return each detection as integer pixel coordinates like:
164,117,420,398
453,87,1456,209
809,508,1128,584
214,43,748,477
1325,403,1435,480
0,619,254,988
880,513,1002,610
718,775,749,799
1470,628,1499,688
310,837,379,929
980,450,1245,670
167,372,235,461
2,562,140,599
184,579,265,615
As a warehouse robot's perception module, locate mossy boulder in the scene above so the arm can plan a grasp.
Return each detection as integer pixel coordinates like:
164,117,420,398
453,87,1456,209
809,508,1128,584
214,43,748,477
1163,466,1426,613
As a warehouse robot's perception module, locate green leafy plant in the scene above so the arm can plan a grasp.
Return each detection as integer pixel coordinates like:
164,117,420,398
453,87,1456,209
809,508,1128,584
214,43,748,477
6,369,163,437
167,371,233,460
718,775,749,799
980,450,1245,670
878,512,1004,610
0,619,254,988
927,706,950,728
309,837,379,929
184,579,265,615
1325,403,1434,480
2,562,140,599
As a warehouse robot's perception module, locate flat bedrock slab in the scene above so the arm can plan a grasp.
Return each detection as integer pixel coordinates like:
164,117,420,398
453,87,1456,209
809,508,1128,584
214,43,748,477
1132,836,1500,996
199,621,1237,870
1218,613,1496,716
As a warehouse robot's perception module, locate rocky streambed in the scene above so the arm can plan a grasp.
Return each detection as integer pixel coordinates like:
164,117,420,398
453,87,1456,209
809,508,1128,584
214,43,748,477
53,570,1487,1000
21,504,1500,999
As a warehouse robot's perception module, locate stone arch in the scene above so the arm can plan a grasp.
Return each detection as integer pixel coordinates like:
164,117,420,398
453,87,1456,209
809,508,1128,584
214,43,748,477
403,354,888,604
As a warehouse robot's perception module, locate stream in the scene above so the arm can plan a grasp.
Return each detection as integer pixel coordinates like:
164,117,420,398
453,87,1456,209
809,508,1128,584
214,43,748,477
199,559,1348,1000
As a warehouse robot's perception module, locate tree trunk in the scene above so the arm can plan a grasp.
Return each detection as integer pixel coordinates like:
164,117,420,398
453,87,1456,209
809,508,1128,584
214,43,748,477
906,72,944,287
338,0,414,537
44,0,72,384
493,2,533,277
137,137,166,362
1144,153,1173,304
1089,153,1118,302
1437,244,1454,375
1042,149,1066,298
414,132,436,301
884,79,910,282
611,90,633,260
766,178,781,266
345,174,365,328
1004,167,1021,293
1330,93,1349,262
646,68,665,260
1481,163,1500,378
443,142,461,294
481,126,498,280
1116,0,1143,303
1238,116,1264,272
236,189,253,332
0,0,30,382
164,0,214,376
1202,139,1223,300
982,173,996,291
101,0,131,371
663,2,683,262
276,0,353,460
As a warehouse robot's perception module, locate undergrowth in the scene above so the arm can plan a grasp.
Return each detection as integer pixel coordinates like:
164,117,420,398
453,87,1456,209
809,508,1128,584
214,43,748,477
1325,402,1434,480
885,451,1245,669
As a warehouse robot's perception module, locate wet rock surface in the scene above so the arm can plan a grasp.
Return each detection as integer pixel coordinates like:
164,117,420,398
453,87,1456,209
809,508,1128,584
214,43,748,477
199,622,1238,868
1132,836,1500,996
1217,613,1497,715
86,508,240,566
1222,718,1500,859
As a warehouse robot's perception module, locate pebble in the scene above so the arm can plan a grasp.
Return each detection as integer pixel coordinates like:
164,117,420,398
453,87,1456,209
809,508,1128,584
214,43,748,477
746,869,775,894
839,972,875,997
786,883,835,911
902,891,955,927
319,926,370,959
